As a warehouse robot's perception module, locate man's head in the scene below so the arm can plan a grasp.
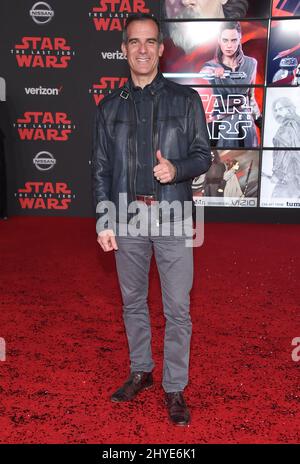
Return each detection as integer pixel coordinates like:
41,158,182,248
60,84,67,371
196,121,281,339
217,21,242,61
164,0,248,19
121,14,164,85
272,97,297,124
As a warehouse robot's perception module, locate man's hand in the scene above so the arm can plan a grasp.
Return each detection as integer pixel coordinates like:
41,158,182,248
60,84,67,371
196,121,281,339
97,229,118,252
153,150,176,183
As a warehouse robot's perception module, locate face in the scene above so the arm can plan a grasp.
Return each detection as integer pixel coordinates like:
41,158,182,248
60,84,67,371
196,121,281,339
165,0,228,19
121,20,164,83
219,28,241,58
273,101,295,123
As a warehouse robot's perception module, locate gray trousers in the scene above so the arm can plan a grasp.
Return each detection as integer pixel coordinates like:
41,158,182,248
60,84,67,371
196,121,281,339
114,207,194,393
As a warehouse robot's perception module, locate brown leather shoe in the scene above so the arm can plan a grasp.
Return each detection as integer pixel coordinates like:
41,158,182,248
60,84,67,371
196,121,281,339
165,391,191,426
110,371,153,402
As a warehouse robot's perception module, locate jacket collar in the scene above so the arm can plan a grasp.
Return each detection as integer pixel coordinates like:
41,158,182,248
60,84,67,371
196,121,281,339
124,71,165,96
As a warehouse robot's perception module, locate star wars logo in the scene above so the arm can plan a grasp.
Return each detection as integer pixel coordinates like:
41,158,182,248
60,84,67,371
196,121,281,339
12,37,75,69
200,94,253,141
16,182,75,210
14,111,75,141
89,0,150,31
90,77,128,105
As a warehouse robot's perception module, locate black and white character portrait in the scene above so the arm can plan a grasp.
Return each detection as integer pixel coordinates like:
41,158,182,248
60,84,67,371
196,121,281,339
263,88,300,147
260,150,300,206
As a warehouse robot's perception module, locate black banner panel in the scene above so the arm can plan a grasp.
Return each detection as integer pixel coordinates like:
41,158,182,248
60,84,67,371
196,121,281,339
1,0,300,217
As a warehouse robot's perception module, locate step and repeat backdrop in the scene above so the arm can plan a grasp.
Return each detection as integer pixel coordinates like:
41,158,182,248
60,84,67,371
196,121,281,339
0,0,300,217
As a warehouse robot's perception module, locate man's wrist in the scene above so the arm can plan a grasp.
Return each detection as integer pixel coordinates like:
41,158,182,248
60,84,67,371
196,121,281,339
170,163,177,183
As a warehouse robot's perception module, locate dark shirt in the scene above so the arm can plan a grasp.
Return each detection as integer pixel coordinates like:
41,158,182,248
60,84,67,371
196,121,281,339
131,78,156,195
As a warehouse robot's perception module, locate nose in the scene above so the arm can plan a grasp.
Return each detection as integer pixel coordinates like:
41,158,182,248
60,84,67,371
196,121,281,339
138,43,147,53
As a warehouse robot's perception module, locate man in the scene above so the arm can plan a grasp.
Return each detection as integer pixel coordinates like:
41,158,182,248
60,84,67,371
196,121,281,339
269,97,300,198
164,0,249,20
92,13,211,426
272,97,300,148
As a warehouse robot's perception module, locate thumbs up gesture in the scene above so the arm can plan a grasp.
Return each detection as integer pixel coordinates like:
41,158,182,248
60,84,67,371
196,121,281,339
153,150,176,184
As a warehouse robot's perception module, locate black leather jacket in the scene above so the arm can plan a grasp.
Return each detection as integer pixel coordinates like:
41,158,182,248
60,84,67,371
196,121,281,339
92,72,211,229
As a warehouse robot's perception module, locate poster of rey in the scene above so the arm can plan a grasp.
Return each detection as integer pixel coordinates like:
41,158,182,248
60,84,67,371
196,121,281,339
161,20,268,86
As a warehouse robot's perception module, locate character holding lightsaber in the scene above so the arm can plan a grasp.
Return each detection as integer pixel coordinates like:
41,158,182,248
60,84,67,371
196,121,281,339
199,21,262,148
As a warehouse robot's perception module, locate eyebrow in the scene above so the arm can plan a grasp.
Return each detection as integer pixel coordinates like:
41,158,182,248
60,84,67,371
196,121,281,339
128,37,158,43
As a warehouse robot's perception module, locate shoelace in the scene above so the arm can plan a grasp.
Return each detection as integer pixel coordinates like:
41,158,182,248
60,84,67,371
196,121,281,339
167,392,185,406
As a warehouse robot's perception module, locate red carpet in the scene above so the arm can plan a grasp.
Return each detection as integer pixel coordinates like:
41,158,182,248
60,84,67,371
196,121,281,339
0,217,300,444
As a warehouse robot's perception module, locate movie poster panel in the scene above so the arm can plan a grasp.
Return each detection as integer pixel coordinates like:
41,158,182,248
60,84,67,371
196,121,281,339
260,149,300,207
162,0,272,20
267,19,300,85
272,0,300,17
192,149,259,207
194,87,263,149
263,87,300,148
161,20,268,85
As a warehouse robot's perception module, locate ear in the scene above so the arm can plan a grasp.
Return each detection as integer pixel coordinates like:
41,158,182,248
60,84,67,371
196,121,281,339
158,43,164,57
121,42,127,57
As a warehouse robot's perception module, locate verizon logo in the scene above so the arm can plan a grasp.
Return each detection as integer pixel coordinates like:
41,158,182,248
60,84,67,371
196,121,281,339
101,50,125,60
25,85,62,95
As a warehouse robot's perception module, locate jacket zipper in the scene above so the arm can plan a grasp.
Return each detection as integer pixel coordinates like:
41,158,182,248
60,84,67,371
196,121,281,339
127,94,137,203
132,97,138,200
152,94,159,201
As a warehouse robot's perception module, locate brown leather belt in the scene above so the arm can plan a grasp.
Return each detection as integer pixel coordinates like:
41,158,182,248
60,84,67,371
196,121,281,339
136,194,157,206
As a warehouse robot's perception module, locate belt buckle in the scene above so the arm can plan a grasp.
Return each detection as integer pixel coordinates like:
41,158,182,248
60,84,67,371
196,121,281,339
136,194,156,205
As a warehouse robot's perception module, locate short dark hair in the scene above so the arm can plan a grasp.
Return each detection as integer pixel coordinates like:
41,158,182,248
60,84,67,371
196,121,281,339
122,13,163,44
216,21,243,64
